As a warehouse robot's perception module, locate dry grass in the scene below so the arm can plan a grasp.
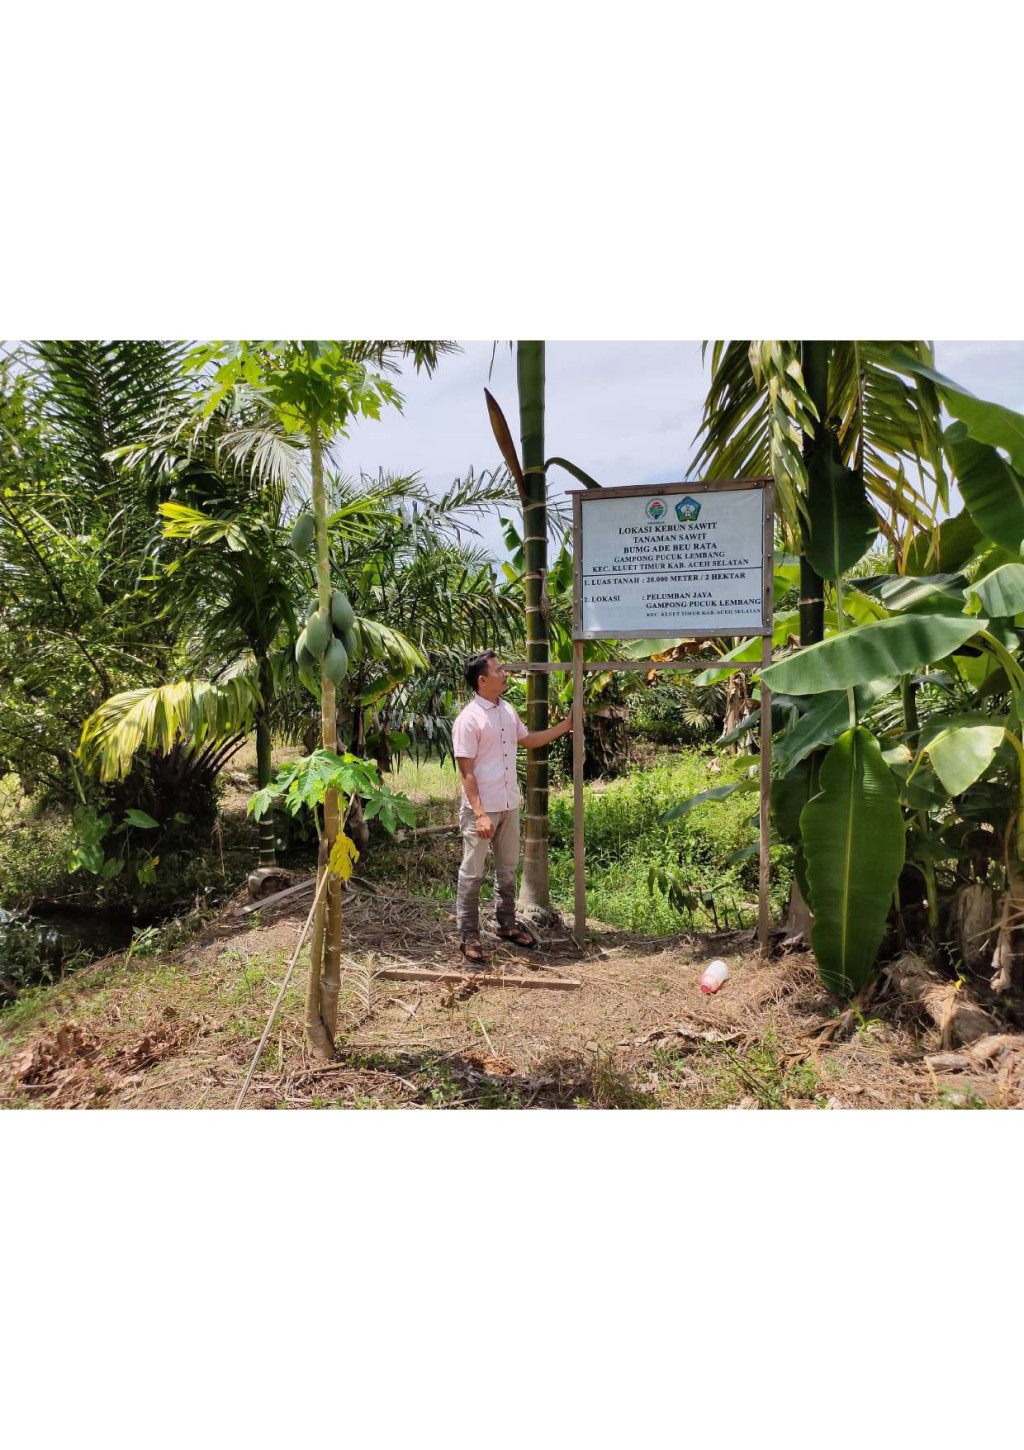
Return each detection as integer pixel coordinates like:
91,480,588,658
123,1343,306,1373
2,882,1021,1110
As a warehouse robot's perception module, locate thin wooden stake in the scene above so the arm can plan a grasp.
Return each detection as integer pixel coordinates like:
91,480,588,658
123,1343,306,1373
572,636,586,947
758,632,772,958
235,872,330,1109
758,477,775,959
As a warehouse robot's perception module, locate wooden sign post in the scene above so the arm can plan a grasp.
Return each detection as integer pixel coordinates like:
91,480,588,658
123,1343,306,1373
565,477,775,953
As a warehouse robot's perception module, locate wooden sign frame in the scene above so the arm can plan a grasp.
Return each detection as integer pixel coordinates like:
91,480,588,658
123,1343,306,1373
514,477,775,954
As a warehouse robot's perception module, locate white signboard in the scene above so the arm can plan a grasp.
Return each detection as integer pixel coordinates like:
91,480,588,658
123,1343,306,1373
576,483,768,638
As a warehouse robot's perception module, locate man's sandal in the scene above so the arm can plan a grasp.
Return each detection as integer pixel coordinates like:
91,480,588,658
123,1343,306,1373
496,924,539,950
459,939,492,965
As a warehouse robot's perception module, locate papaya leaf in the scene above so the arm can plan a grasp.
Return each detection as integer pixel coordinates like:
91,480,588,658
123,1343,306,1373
328,833,360,881
804,443,877,579
944,423,1024,555
964,563,1024,619
760,615,984,696
659,776,757,824
799,727,905,998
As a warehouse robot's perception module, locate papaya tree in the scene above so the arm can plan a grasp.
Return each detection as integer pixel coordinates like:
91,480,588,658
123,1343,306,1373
183,341,452,1056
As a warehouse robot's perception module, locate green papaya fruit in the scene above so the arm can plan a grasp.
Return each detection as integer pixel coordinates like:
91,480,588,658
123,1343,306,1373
341,624,358,658
294,627,309,665
297,644,317,673
289,512,316,555
323,636,349,686
305,608,331,657
330,590,355,632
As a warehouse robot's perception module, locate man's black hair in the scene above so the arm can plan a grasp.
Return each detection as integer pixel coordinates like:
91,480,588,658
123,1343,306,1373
465,650,498,693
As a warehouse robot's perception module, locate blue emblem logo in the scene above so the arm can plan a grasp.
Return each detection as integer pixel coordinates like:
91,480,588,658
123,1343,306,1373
675,496,701,522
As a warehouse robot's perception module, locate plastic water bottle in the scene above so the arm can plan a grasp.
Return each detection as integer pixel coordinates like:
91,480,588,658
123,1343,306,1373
700,958,729,995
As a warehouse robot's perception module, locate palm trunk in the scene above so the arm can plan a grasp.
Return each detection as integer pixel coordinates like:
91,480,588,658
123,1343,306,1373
255,655,276,868
304,420,340,1057
799,341,830,648
516,341,556,922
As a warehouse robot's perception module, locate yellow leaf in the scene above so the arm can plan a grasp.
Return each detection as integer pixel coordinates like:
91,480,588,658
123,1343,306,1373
328,833,360,881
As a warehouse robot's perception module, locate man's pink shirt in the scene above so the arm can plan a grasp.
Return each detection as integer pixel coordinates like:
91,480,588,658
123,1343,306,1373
452,693,528,812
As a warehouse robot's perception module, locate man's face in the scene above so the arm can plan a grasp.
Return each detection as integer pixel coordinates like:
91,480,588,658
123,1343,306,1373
480,656,508,696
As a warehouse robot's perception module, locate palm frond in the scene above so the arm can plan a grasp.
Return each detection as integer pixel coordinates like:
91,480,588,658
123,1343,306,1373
80,676,262,782
29,340,189,494
691,340,947,547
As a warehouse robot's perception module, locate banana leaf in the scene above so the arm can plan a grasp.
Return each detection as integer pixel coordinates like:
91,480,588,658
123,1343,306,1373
659,776,758,824
849,572,969,616
760,614,984,696
904,509,982,576
964,563,1024,619
773,676,898,777
916,714,1009,796
945,423,1024,555
693,610,803,684
800,727,905,997
803,443,877,579
885,352,1024,473
771,754,820,843
959,780,1014,834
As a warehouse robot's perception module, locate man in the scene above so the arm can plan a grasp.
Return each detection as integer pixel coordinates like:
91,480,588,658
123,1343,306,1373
452,651,572,964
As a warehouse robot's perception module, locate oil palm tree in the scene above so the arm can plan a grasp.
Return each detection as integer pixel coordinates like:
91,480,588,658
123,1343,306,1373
0,341,193,797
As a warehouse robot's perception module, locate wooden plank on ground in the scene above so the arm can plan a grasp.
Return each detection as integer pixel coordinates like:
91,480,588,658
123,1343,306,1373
373,967,581,991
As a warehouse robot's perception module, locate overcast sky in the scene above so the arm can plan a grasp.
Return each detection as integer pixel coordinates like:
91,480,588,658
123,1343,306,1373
337,341,1024,560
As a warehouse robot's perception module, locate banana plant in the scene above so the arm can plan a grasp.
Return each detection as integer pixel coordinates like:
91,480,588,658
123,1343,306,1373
679,359,1024,997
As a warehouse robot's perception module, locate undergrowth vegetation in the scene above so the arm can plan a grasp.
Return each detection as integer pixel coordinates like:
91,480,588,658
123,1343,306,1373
372,747,792,935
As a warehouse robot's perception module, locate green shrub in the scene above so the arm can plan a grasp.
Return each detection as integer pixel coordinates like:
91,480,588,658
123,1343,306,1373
547,747,791,933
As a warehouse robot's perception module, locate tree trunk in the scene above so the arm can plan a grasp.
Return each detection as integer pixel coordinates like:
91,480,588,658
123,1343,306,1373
516,341,558,924
722,674,747,755
304,421,340,1058
887,953,996,1047
798,341,830,648
255,656,276,868
955,882,995,975
584,705,629,779
990,869,1024,994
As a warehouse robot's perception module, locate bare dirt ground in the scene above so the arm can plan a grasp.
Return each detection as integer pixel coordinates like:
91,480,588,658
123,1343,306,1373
2,879,1022,1110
